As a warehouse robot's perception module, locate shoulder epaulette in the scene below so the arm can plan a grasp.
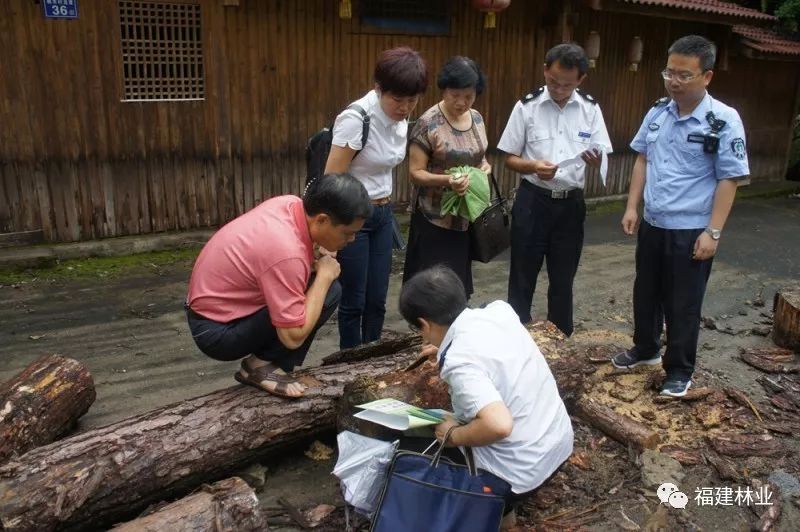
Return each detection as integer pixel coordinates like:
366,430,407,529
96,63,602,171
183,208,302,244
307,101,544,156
575,88,597,105
520,87,544,104
652,96,670,107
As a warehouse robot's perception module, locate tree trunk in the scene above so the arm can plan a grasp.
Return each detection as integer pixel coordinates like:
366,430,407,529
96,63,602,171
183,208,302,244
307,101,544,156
0,354,95,463
321,331,422,366
573,397,660,450
111,477,268,532
773,288,800,350
0,351,417,532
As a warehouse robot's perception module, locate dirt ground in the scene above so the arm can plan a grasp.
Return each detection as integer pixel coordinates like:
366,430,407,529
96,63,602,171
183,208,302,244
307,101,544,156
0,194,798,530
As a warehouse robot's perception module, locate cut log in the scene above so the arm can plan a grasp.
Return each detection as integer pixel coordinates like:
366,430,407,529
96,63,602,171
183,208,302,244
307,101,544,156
321,331,422,366
111,477,268,532
0,350,418,532
337,357,450,439
773,288,800,350
708,433,786,457
0,354,95,463
574,397,660,450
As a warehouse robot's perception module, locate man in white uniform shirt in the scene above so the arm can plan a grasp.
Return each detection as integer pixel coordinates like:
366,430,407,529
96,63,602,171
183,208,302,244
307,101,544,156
399,265,574,529
498,43,612,336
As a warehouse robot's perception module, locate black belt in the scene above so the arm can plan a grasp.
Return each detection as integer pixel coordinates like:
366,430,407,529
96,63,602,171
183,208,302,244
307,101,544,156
522,180,583,200
184,302,207,321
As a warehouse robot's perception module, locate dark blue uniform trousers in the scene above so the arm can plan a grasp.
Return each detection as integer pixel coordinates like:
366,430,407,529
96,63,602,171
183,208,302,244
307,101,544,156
507,180,585,336
632,221,713,380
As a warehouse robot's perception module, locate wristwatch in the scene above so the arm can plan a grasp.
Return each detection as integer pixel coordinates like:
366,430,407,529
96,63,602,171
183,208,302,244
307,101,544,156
704,227,722,240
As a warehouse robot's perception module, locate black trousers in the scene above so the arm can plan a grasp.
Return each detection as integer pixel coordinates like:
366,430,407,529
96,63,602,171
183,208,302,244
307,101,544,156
508,181,585,336
632,221,713,380
186,280,341,372
402,210,473,297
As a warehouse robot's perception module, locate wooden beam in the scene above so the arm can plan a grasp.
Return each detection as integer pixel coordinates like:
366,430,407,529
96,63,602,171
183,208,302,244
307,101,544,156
0,230,44,249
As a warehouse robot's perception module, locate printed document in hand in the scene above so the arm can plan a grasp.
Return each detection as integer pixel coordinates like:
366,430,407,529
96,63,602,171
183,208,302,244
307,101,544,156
354,398,450,431
557,143,608,186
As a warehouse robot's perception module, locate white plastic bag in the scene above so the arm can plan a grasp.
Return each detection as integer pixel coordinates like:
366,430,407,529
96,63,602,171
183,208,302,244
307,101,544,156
332,431,398,516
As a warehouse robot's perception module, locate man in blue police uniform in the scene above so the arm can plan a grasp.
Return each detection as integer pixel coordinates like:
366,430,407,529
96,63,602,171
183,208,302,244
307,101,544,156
497,43,612,336
612,35,750,397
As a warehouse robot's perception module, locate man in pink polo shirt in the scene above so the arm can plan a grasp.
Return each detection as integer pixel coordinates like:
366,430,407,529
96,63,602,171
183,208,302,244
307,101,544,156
186,174,372,398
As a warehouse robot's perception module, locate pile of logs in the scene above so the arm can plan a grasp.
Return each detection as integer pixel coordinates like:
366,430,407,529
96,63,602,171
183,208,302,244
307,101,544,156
0,285,796,531
0,342,420,531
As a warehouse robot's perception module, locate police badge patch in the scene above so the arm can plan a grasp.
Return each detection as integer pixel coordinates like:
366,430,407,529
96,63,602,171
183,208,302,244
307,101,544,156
731,138,746,160
648,123,660,131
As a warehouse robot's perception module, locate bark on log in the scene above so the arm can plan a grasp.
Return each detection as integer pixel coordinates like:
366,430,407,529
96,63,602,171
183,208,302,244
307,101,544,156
773,288,800,350
708,433,786,457
0,354,95,463
0,351,417,532
321,331,422,365
574,397,660,450
111,477,268,532
740,347,799,374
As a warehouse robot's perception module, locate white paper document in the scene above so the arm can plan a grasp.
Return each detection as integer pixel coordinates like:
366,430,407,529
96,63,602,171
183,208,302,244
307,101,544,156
557,143,608,186
353,398,449,431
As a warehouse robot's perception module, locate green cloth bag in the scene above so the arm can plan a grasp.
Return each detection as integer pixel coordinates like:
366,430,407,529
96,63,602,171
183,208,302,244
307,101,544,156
439,166,490,222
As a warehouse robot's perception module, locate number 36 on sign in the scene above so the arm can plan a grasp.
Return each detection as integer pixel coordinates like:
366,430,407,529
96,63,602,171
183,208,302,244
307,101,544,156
43,0,79,19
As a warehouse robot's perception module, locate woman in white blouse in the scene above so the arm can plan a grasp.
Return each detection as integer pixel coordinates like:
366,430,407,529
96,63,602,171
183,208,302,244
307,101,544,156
325,47,428,348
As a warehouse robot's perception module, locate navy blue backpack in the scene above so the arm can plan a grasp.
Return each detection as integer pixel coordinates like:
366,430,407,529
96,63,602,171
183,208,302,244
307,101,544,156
370,428,511,532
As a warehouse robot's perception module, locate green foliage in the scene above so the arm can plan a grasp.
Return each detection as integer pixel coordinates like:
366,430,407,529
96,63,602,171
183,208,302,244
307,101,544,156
774,0,800,31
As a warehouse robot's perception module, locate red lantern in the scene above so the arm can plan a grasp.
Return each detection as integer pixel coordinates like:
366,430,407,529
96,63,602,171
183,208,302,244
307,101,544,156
472,0,511,29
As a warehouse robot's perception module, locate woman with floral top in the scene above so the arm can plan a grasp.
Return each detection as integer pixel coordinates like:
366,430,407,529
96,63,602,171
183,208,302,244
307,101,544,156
402,56,490,298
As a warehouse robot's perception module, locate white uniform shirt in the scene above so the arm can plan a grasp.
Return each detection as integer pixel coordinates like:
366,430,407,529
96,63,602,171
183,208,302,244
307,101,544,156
437,301,574,494
331,90,408,200
497,87,613,191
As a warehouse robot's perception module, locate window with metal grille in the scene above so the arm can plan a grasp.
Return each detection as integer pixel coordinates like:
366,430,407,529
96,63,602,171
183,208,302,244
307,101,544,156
119,1,204,101
359,0,450,35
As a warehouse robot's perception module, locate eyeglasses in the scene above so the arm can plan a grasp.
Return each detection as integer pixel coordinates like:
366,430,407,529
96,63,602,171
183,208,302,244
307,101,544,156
661,69,704,83
408,322,421,333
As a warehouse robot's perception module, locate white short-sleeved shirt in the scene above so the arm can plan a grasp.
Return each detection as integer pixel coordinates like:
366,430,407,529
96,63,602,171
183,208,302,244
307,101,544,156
437,301,574,493
331,90,408,199
497,87,613,191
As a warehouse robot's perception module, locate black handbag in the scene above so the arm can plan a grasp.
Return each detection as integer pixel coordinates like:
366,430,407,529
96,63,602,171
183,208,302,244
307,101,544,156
469,173,510,263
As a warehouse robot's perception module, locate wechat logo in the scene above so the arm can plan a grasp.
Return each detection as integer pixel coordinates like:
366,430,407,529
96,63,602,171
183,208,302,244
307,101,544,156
658,482,688,509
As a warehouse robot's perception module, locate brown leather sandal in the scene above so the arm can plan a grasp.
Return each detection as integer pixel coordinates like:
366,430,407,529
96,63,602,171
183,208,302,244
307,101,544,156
234,360,303,399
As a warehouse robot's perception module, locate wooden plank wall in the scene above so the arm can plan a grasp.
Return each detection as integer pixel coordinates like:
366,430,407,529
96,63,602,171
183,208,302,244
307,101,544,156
573,9,800,196
0,0,797,243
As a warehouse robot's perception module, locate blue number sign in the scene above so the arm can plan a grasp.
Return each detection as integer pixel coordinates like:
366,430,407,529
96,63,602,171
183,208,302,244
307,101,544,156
43,0,79,19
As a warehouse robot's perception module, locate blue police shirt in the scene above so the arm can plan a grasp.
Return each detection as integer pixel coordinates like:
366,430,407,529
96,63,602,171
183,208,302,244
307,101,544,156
630,92,749,230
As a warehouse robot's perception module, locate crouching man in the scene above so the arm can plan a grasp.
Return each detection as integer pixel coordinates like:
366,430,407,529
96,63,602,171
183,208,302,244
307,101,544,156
186,173,372,398
398,266,574,528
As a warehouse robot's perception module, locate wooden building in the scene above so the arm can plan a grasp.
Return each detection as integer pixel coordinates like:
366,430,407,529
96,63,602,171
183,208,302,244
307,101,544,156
0,0,798,243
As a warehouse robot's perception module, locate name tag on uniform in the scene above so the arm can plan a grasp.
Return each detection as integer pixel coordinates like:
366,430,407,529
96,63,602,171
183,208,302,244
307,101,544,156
578,131,591,139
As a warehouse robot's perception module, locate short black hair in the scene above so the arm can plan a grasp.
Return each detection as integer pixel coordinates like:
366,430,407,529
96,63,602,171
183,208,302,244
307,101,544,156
544,43,589,76
399,266,467,328
437,56,486,96
668,35,717,71
303,173,372,225
374,46,429,96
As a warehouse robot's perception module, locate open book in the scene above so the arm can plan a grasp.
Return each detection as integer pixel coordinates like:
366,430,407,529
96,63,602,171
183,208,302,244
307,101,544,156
354,398,450,431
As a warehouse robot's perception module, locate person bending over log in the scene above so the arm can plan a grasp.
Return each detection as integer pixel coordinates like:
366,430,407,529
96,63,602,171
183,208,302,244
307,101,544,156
185,174,372,398
398,266,574,529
